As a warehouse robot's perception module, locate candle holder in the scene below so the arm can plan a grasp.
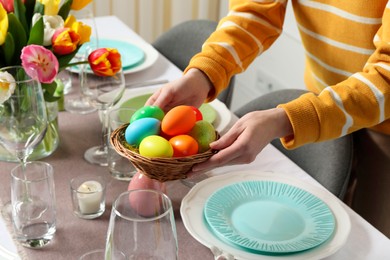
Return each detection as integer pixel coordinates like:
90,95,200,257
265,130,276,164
70,175,107,219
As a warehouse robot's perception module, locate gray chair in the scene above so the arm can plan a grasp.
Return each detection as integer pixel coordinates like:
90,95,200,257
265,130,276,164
152,19,235,108
234,89,354,199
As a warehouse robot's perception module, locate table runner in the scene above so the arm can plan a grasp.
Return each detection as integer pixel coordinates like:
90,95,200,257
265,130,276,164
0,104,211,259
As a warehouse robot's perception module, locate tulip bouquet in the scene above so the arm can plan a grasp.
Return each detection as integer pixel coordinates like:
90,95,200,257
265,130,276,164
0,0,122,161
0,0,122,103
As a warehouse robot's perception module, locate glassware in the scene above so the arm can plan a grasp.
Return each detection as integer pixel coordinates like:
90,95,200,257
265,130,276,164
80,56,125,166
70,175,107,219
79,249,125,260
0,100,59,162
11,161,56,248
105,189,178,259
64,4,99,114
0,66,48,218
108,108,137,180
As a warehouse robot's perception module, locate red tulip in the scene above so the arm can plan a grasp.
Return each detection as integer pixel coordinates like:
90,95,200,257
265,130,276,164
0,0,19,13
51,27,80,55
88,48,122,76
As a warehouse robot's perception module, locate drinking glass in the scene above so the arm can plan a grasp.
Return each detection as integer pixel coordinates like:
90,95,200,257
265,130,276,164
0,66,48,218
79,249,125,260
108,108,137,180
64,4,99,114
105,190,178,259
11,161,56,248
80,58,125,166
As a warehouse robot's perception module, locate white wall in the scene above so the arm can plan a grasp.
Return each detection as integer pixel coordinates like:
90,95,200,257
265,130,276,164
90,0,305,111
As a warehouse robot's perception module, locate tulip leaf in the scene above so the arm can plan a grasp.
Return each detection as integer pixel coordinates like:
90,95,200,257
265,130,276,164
2,33,15,65
42,82,61,102
58,0,73,21
13,0,29,36
27,16,43,45
7,13,27,65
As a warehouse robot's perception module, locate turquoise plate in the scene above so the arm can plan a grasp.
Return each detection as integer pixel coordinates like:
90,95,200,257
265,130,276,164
119,93,217,124
204,181,335,254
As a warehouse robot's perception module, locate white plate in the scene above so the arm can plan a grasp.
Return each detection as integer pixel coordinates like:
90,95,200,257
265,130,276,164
180,171,351,260
117,86,233,134
68,38,158,75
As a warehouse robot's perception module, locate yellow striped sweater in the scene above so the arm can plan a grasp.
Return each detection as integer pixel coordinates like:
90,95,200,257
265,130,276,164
184,0,390,149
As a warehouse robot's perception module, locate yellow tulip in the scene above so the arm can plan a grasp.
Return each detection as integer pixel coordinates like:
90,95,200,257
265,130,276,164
0,4,7,45
64,14,76,27
71,0,93,11
64,15,91,44
37,0,61,16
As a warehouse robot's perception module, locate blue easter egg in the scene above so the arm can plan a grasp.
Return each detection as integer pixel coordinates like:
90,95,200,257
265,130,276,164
125,118,161,147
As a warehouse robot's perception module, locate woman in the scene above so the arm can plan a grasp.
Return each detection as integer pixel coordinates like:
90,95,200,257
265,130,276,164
147,0,390,237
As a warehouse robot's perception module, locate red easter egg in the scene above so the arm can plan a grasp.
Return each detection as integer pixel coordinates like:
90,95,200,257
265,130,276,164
190,106,203,121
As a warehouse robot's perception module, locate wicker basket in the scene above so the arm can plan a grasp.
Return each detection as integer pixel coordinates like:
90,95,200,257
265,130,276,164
110,124,217,182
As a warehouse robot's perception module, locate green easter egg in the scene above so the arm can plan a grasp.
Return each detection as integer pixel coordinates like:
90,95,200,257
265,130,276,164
130,105,165,123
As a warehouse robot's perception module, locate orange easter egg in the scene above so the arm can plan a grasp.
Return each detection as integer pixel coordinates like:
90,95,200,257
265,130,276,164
169,135,199,157
161,105,196,136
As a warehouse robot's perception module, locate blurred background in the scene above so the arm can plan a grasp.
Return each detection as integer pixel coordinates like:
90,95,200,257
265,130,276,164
91,0,306,111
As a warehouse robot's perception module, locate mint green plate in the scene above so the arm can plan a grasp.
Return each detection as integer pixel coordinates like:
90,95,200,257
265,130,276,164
204,181,335,254
119,94,217,124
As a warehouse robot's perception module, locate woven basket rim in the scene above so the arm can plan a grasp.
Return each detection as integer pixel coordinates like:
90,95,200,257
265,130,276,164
110,123,217,182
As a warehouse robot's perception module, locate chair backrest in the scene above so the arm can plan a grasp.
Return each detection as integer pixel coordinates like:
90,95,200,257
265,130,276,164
152,19,235,108
234,89,354,199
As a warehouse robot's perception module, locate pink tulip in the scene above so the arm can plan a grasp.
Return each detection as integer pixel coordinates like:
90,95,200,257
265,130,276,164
21,45,59,84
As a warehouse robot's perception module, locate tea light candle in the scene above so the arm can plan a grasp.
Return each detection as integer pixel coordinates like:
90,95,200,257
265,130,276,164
77,181,103,214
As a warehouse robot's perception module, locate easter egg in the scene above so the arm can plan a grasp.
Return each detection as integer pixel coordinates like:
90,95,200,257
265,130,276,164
128,171,166,217
161,105,196,136
139,135,173,158
169,135,199,157
190,106,203,121
125,118,160,147
128,171,166,192
188,120,217,153
130,105,165,123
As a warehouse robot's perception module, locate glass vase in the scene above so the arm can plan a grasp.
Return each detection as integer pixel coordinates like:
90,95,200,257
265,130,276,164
0,101,60,162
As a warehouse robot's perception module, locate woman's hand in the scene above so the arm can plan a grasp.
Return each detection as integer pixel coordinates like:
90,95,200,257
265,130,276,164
145,68,213,112
191,108,293,172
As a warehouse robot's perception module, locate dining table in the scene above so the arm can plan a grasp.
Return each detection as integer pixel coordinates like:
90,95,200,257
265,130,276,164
1,16,390,260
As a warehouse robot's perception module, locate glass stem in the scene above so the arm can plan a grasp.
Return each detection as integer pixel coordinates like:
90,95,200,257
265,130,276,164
100,109,109,154
16,151,30,202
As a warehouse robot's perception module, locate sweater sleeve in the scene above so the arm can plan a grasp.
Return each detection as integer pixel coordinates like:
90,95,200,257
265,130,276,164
184,0,287,101
279,5,390,149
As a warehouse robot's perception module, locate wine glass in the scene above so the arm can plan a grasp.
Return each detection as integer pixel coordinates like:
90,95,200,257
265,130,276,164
80,55,125,166
0,65,48,218
64,4,99,114
105,190,178,259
